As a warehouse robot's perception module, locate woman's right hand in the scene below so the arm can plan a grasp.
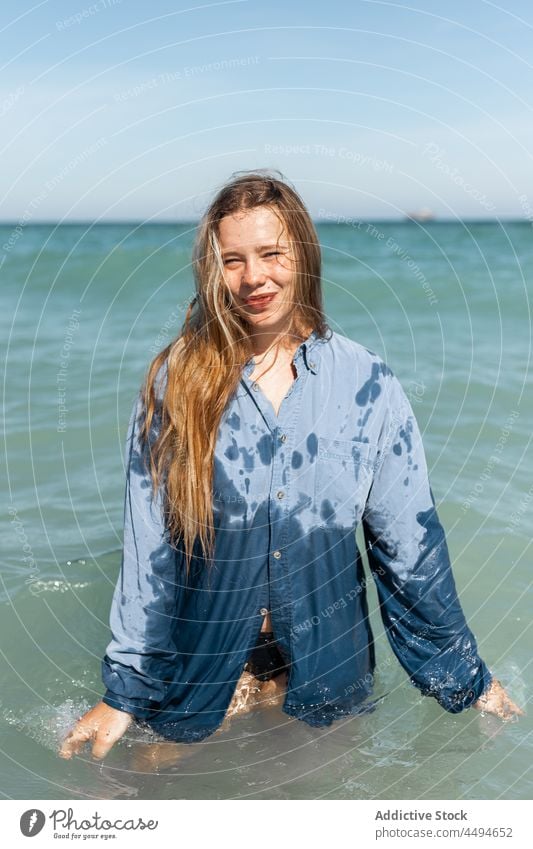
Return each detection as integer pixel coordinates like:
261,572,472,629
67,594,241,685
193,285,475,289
59,701,133,760
472,678,524,721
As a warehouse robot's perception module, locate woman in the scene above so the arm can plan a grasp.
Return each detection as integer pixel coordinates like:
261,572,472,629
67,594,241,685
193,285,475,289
60,171,522,763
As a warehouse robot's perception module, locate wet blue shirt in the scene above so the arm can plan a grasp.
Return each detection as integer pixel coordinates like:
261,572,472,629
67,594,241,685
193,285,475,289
102,329,492,742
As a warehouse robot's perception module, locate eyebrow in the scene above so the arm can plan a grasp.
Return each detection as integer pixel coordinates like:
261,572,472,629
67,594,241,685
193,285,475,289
221,243,289,256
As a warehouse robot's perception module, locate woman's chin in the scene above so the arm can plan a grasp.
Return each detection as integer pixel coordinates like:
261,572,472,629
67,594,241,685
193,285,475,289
243,309,291,330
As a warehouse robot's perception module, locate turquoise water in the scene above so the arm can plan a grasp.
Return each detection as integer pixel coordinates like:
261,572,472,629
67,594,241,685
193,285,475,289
1,221,531,799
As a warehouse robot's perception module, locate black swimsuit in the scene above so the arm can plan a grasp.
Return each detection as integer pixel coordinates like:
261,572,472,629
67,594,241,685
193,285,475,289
244,630,290,682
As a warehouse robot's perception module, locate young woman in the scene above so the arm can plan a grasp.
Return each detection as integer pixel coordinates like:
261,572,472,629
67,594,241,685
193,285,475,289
60,171,522,763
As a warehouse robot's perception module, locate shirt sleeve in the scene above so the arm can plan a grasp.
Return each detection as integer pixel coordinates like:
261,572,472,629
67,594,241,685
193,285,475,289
361,370,493,713
101,392,179,719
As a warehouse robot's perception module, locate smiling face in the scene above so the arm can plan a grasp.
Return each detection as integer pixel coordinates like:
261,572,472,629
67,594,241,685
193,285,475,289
218,205,299,341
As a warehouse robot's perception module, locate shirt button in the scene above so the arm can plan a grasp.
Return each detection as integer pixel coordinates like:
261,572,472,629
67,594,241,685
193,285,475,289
273,550,282,559
252,382,259,392
309,361,316,370
280,434,287,443
260,607,269,616
276,490,285,500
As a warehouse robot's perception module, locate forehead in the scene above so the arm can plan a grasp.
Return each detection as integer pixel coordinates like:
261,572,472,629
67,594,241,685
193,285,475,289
218,206,288,250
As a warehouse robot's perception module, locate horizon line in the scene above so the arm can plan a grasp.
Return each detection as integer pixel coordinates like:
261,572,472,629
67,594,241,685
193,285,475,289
0,217,531,226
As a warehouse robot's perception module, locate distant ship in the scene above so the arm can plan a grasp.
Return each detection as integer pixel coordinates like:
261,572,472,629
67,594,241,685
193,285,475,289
405,208,435,222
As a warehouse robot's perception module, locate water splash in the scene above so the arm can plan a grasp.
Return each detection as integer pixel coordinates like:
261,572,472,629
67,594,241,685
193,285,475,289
3,698,92,753
29,580,90,594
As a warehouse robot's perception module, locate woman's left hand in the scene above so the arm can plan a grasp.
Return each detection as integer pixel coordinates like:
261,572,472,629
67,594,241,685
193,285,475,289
472,678,524,720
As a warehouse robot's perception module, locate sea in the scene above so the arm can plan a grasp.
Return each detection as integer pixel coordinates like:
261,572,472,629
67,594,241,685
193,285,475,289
1,220,531,800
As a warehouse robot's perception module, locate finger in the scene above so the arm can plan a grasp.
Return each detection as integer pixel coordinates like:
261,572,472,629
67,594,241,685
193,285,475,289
59,727,93,758
92,727,125,760
59,723,94,759
482,694,524,720
502,698,525,719
59,726,91,757
507,696,525,716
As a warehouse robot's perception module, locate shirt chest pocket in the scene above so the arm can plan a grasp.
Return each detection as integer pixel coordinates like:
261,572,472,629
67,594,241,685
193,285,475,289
315,437,375,530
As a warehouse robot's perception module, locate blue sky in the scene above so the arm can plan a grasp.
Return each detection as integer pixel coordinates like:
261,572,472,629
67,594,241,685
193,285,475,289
1,0,533,220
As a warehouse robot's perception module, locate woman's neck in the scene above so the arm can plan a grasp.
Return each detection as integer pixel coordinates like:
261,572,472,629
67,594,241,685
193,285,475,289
249,323,313,359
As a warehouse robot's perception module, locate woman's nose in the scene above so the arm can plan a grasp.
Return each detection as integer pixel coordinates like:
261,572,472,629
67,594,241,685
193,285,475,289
242,257,266,286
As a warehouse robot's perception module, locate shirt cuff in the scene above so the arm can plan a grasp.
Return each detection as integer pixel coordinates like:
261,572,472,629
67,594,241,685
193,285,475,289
428,659,493,714
102,689,158,720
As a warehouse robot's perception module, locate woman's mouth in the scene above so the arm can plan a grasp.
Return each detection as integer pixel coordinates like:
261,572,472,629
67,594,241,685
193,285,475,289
243,293,277,310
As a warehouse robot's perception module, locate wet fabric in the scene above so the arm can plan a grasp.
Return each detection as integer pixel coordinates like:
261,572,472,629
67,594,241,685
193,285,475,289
102,328,492,742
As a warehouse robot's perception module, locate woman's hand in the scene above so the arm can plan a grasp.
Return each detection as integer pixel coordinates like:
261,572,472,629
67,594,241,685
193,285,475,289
59,701,133,760
472,678,524,720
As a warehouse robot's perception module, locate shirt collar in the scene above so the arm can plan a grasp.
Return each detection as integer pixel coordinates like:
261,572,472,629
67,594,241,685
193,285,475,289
243,327,330,377
293,328,321,373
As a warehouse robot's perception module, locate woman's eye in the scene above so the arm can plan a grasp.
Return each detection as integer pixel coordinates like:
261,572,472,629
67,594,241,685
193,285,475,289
223,252,283,265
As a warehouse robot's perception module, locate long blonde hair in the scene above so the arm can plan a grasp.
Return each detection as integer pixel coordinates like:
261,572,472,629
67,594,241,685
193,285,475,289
141,170,329,569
